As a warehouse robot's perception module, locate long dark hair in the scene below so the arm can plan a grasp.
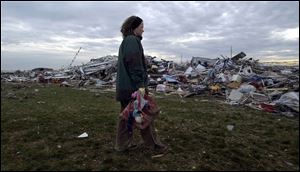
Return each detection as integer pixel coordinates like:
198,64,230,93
120,16,141,39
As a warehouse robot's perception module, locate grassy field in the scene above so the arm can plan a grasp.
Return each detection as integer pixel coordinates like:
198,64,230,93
1,82,299,171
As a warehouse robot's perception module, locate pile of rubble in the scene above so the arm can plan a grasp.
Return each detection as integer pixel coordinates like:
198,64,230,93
147,52,299,117
1,55,118,88
1,52,299,117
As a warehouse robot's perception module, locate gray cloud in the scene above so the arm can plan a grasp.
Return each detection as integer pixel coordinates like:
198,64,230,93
1,1,299,70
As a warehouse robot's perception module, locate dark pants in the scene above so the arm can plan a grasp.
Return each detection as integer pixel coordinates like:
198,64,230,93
115,99,164,151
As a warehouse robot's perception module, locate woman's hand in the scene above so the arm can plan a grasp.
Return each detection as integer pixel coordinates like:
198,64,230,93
138,87,145,96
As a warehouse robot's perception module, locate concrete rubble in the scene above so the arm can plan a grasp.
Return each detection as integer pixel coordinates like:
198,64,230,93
2,52,299,117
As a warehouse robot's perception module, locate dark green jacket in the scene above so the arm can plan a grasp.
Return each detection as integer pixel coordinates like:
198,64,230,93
116,35,148,102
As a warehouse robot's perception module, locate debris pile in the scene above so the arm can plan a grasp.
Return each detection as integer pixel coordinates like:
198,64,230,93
2,52,299,117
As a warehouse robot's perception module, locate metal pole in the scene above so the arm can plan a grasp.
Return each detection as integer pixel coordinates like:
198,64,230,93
69,47,82,67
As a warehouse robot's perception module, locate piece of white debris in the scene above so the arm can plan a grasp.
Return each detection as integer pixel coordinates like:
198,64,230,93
151,154,164,158
78,132,88,138
227,125,234,131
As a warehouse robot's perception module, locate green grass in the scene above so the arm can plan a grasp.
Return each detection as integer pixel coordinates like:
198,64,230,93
1,82,299,170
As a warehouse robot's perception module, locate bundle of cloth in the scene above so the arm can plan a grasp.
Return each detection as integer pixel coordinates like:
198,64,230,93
121,90,160,134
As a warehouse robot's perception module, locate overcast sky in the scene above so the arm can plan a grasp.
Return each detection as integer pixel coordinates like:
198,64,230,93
1,1,299,70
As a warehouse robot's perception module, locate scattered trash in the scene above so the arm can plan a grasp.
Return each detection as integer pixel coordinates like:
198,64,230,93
78,132,88,138
156,84,166,92
151,154,165,158
226,125,234,131
228,89,244,103
274,92,299,112
231,74,242,83
238,84,256,93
